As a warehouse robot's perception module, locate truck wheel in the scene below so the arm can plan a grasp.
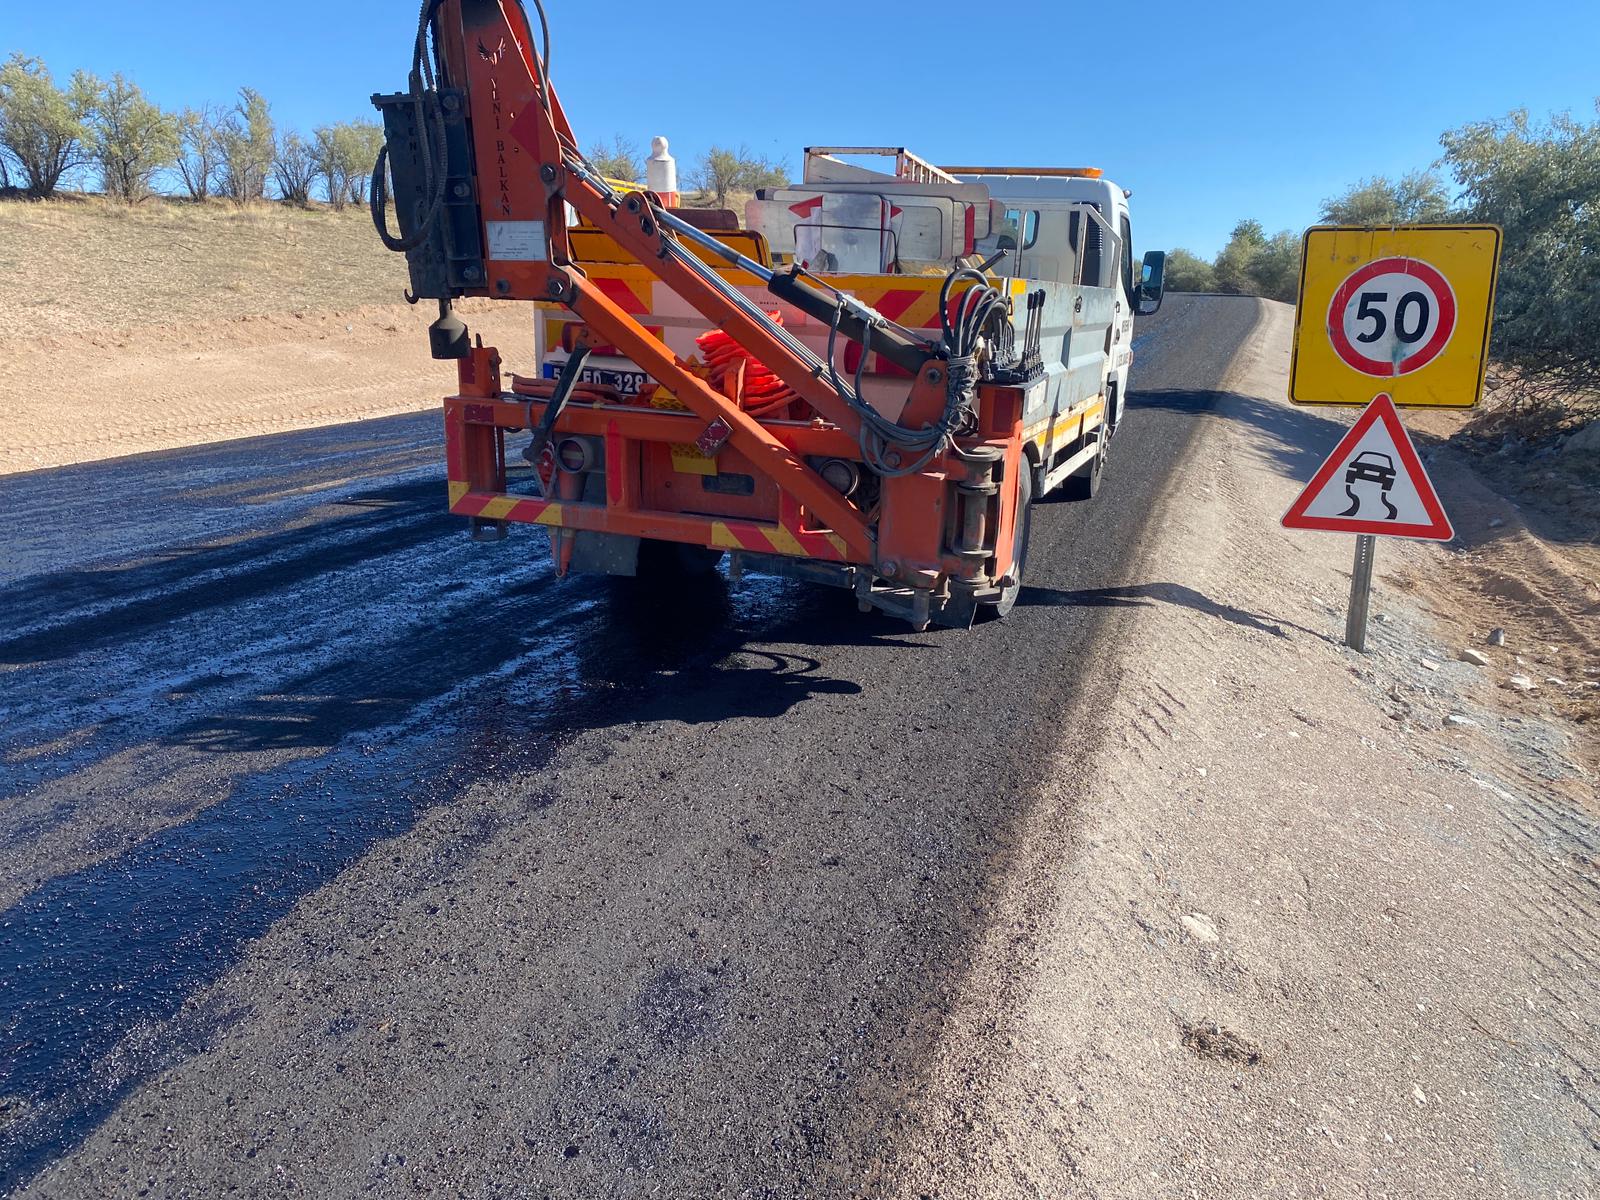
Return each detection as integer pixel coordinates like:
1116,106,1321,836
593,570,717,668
985,464,1034,617
1062,429,1107,501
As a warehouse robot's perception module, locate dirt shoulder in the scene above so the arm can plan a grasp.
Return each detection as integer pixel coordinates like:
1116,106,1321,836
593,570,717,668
0,198,531,475
0,301,528,475
886,301,1599,1197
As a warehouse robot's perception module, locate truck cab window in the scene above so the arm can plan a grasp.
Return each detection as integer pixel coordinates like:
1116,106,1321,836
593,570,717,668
1004,209,1040,250
1072,207,1104,288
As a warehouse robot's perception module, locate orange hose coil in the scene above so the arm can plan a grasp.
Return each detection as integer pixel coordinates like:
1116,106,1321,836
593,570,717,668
695,315,804,419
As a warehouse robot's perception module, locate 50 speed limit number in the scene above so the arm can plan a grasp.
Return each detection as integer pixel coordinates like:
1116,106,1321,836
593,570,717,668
1327,257,1456,377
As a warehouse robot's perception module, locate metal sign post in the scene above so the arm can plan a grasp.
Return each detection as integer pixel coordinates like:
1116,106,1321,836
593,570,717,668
1346,534,1376,651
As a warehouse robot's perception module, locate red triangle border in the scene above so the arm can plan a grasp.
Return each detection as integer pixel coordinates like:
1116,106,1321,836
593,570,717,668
1281,394,1454,541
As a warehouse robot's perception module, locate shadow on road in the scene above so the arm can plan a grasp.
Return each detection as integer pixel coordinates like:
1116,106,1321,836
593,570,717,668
174,569,883,754
1135,389,1352,485
1019,580,1332,644
0,561,902,1190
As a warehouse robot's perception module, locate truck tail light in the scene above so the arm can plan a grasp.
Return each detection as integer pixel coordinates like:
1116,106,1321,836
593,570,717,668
555,436,596,473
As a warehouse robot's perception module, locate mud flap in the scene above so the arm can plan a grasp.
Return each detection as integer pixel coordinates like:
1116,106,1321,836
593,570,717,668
569,530,642,576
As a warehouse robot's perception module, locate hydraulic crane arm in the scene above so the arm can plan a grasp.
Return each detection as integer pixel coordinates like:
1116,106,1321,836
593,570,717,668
371,0,952,428
370,0,1037,628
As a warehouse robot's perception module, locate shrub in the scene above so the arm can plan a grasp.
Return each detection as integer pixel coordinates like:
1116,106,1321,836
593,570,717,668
216,87,274,204
1319,172,1451,226
89,73,179,202
272,130,316,206
0,53,98,197
1162,247,1217,293
587,134,642,183
1442,105,1600,409
687,144,788,207
175,104,223,200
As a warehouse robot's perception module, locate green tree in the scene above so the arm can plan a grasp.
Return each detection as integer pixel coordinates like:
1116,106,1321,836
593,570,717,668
1162,247,1216,292
1213,219,1265,295
312,121,383,210
587,134,641,183
89,73,179,202
271,129,316,206
341,121,384,205
1441,104,1600,397
1320,171,1452,225
311,124,350,209
687,144,789,206
0,53,98,197
216,87,274,204
1209,220,1299,302
741,155,789,192
1248,229,1302,302
175,103,222,200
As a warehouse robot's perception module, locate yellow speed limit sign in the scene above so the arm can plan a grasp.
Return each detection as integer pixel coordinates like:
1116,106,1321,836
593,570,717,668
1290,224,1501,408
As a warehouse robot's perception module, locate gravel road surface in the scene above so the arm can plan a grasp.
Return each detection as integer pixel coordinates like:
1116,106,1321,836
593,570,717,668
0,296,1262,1195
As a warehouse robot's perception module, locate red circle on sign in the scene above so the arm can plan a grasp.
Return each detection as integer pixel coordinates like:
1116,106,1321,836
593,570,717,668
1327,257,1456,377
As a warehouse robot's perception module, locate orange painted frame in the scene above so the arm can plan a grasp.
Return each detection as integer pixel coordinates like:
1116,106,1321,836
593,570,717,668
429,0,1022,591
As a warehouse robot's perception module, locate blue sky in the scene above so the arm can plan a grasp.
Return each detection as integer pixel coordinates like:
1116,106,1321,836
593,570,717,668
7,0,1597,257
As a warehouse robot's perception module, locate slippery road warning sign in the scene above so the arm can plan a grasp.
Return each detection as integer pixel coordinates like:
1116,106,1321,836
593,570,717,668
1290,225,1500,408
1282,394,1453,541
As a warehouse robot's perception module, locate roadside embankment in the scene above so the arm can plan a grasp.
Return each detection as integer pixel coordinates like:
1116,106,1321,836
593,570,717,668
0,301,527,474
0,198,529,474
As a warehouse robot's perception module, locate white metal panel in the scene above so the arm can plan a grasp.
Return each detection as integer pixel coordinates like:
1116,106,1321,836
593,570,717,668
750,190,892,272
744,196,797,256
795,192,889,273
887,198,949,263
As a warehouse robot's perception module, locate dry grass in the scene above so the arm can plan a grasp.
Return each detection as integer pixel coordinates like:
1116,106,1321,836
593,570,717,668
0,195,410,342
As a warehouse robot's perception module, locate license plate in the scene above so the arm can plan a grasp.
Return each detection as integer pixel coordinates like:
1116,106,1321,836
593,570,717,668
541,361,650,397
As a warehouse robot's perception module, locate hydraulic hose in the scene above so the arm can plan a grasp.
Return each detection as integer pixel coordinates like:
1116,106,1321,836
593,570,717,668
371,0,449,253
372,0,555,252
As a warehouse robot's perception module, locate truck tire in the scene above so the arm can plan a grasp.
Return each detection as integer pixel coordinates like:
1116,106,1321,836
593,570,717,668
985,464,1034,617
1062,429,1107,501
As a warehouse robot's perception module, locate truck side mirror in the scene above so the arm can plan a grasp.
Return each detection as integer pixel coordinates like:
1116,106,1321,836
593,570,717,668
1134,250,1166,315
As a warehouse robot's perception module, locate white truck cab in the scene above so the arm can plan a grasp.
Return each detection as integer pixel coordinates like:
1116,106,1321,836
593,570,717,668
742,154,1166,443
956,168,1159,433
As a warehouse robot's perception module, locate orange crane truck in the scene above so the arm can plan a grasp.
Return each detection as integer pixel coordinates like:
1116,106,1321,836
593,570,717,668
370,0,1167,629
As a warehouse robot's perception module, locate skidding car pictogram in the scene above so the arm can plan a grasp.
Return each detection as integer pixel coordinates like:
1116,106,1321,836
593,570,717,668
1339,451,1398,519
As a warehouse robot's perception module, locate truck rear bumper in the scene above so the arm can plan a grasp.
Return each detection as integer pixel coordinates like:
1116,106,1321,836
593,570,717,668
445,395,859,564
443,385,1028,629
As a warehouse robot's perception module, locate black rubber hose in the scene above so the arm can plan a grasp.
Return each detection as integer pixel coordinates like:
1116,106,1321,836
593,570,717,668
371,0,450,253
